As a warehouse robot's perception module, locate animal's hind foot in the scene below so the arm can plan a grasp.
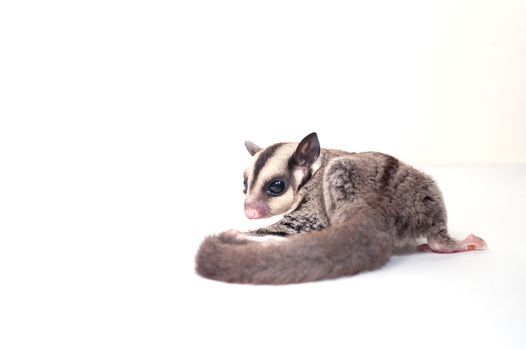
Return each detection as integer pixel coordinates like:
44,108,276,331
418,234,487,254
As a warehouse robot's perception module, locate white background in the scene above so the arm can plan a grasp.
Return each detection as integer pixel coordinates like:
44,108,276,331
1,1,525,349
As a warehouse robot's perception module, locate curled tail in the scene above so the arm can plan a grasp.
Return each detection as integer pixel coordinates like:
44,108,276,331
195,207,395,284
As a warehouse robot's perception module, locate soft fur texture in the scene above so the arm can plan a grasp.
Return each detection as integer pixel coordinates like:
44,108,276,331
195,133,486,284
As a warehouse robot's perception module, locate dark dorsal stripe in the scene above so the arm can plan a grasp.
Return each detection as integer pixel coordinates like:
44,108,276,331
250,142,284,191
380,154,399,191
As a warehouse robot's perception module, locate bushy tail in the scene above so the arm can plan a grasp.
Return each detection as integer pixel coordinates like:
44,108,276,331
195,207,395,284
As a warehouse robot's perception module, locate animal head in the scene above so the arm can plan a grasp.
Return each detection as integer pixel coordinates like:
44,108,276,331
243,132,322,219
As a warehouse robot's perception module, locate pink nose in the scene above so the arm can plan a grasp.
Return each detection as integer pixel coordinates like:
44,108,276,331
244,201,268,219
244,208,261,220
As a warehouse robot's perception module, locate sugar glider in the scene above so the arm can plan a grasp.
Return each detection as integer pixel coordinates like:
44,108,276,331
195,132,487,284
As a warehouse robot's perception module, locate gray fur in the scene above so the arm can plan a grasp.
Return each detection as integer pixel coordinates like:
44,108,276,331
244,141,262,156
196,133,484,284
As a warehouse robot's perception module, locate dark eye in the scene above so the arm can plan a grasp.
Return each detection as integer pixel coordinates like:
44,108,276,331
266,180,286,196
243,177,247,194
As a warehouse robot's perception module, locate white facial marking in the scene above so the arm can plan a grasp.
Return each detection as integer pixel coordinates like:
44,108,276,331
245,143,323,218
245,143,298,217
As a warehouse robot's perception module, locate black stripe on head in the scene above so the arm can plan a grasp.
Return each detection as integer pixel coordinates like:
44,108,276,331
249,143,284,191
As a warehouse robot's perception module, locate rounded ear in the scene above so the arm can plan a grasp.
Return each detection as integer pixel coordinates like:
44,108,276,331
244,141,262,156
291,132,320,167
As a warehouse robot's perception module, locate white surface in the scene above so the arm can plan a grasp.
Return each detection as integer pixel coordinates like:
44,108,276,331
1,155,525,349
1,1,526,349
